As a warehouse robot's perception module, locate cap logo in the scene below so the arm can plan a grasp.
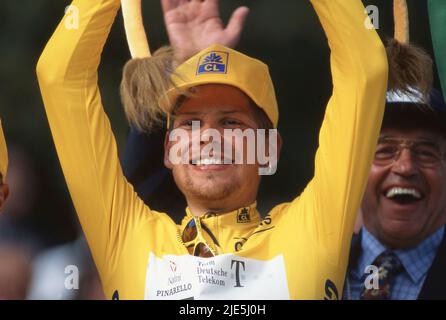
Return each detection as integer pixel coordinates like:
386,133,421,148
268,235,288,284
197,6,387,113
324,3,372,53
196,51,229,75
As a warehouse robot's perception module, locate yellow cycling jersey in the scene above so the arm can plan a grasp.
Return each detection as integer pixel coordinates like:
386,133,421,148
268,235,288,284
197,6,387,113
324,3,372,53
36,0,388,300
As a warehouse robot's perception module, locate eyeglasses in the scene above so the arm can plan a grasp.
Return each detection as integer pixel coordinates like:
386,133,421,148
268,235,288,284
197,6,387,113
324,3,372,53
181,218,216,258
374,138,446,168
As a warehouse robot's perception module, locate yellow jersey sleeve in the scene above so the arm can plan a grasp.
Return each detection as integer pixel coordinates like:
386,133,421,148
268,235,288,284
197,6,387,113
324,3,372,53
36,0,159,283
283,0,388,262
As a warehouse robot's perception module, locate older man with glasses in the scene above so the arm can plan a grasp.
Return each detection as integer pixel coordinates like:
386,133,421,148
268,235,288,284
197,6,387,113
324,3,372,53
344,89,446,300
344,1,446,300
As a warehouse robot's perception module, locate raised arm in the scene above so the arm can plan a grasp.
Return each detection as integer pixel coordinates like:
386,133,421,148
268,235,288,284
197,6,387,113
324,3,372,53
36,0,151,280
429,0,446,98
286,0,388,258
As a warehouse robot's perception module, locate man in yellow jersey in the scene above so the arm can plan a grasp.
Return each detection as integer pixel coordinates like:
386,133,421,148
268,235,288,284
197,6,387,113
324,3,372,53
36,0,388,300
0,120,9,211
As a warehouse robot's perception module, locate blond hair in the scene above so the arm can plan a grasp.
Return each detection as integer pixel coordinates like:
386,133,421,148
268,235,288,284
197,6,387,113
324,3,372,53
120,46,179,132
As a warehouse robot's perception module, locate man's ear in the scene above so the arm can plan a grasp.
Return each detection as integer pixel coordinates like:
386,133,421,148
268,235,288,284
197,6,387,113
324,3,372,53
164,131,173,170
0,183,9,212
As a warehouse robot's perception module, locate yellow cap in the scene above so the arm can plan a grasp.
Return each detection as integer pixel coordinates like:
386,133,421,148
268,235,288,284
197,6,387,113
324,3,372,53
161,44,279,128
0,120,8,181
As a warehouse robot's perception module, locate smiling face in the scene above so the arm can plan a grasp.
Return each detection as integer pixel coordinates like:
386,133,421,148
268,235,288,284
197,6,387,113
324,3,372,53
362,127,446,249
164,84,280,216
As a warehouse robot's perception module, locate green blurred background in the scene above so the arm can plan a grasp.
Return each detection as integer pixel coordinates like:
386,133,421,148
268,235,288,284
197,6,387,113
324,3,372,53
0,0,440,247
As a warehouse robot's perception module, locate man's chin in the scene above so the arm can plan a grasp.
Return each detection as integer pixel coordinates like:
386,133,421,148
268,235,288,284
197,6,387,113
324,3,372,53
190,172,234,187
189,180,236,201
377,217,425,246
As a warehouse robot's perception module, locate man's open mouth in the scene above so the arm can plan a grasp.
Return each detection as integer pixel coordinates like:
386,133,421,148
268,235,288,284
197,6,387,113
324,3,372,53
383,187,424,205
190,157,235,166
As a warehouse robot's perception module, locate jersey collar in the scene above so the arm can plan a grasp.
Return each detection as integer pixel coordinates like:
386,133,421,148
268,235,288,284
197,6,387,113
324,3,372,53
179,202,261,254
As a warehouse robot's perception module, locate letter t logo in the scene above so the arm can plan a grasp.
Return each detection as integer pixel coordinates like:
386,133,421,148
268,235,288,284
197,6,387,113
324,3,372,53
231,260,246,288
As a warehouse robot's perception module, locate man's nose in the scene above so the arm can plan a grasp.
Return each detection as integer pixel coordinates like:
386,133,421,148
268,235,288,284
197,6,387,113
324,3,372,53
390,148,419,177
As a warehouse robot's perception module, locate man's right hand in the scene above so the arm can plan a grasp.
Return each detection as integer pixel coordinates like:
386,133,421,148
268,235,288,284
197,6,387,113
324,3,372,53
161,0,249,63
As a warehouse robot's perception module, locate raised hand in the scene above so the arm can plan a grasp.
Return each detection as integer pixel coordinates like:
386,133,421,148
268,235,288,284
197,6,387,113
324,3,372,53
161,0,249,63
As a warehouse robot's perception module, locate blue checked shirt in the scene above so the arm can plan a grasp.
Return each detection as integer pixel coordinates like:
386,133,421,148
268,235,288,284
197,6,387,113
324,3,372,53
344,226,444,300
